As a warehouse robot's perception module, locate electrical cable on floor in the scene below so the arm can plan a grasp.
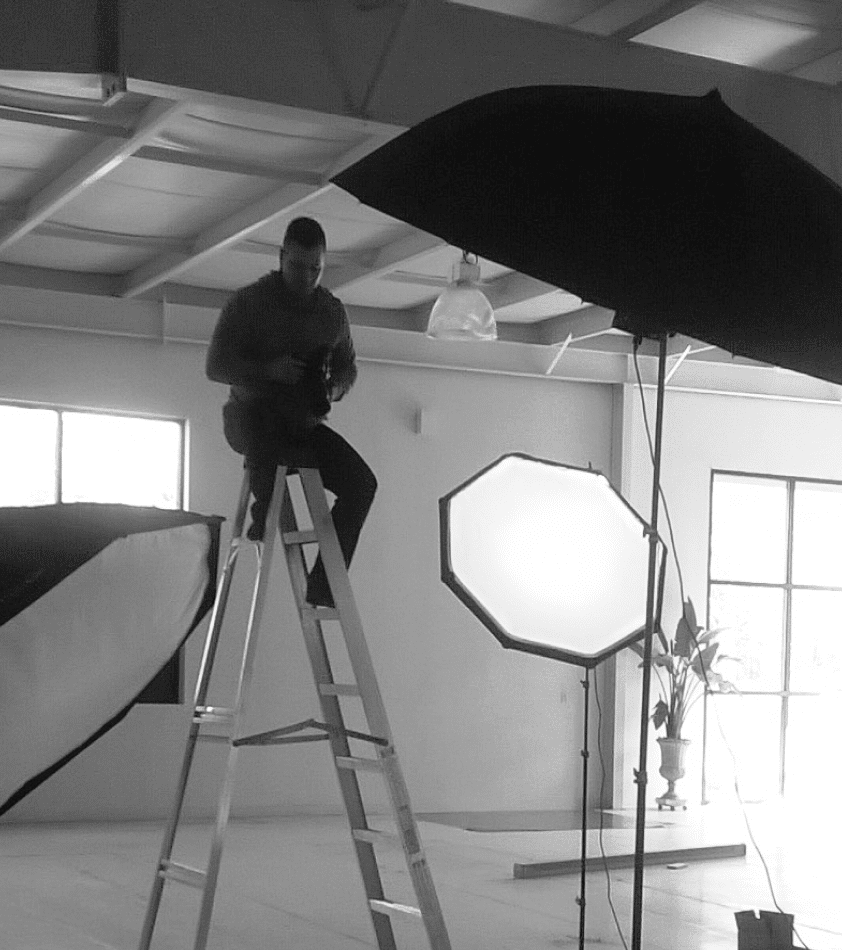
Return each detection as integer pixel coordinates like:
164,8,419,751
593,670,630,950
630,341,812,950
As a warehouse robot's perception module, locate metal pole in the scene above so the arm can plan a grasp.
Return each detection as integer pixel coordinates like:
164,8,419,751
577,667,591,950
631,334,668,950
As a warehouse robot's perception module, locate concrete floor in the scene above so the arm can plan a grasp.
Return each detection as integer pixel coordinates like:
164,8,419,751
0,801,837,950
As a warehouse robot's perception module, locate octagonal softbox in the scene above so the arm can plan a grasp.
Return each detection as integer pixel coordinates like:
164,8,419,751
440,453,656,667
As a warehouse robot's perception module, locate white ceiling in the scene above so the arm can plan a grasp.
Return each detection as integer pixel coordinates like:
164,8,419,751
2,0,842,399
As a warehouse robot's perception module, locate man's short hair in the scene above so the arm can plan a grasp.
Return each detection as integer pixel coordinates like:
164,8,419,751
283,217,326,251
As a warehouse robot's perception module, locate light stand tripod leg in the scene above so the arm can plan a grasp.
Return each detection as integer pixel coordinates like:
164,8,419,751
631,334,668,950
577,667,591,950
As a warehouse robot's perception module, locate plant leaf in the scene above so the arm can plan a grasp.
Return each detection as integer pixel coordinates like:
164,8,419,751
683,597,698,631
628,641,645,658
655,621,669,653
674,616,696,658
653,700,669,730
690,644,719,683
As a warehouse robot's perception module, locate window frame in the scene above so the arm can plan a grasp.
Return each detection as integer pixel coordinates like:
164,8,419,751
0,398,188,704
703,468,841,801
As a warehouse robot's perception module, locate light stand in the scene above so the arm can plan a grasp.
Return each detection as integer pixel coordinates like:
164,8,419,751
576,668,591,950
631,333,669,950
439,452,663,950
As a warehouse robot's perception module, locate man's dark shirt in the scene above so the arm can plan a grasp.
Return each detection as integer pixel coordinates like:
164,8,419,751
210,270,357,427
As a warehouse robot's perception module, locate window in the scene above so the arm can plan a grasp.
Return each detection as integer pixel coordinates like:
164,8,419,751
705,471,842,802
0,401,186,703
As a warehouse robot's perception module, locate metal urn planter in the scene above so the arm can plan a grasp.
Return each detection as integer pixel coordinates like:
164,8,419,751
656,736,691,811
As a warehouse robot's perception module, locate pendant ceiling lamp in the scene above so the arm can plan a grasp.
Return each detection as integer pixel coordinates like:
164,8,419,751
426,251,497,341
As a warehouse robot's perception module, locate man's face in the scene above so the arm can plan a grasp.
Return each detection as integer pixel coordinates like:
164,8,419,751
280,240,325,299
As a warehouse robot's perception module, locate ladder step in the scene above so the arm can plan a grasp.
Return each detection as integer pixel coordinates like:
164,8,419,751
336,755,383,773
352,828,398,846
369,899,423,921
194,705,235,725
159,860,207,889
302,605,340,621
195,733,231,744
319,683,361,697
282,529,318,546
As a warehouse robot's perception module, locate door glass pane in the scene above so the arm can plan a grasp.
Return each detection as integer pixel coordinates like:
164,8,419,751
709,584,784,691
789,589,842,693
784,694,842,801
61,412,182,509
792,481,842,587
0,405,58,506
705,695,781,802
710,474,787,583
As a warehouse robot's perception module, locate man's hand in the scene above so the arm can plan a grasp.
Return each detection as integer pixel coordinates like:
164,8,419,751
266,354,306,384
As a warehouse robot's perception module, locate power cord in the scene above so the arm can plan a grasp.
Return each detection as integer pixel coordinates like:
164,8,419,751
630,340,812,950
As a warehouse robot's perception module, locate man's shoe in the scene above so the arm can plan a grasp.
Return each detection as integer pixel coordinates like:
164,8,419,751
246,519,265,542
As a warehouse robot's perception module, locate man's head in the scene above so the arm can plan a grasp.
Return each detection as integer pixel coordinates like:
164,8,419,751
280,217,326,299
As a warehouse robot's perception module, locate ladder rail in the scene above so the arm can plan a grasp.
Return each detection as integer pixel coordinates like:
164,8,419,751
193,471,252,706
138,471,252,950
140,464,451,950
298,468,394,743
295,469,452,950
193,464,290,950
280,493,399,950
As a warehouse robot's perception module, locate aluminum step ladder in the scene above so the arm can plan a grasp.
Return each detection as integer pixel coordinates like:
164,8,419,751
138,463,452,950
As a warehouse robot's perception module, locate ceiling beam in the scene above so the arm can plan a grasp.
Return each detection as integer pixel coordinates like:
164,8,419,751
536,304,617,345
330,231,447,295
0,104,132,138
121,127,406,299
16,218,189,254
133,144,324,185
0,261,121,297
0,97,186,253
615,0,703,41
482,271,562,310
120,180,333,297
789,47,842,84
0,207,362,262
572,0,703,41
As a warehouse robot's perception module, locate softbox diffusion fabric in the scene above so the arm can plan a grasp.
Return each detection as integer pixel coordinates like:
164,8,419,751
0,504,222,816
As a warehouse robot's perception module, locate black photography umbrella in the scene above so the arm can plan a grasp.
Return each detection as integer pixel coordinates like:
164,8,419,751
332,84,842,950
334,85,842,384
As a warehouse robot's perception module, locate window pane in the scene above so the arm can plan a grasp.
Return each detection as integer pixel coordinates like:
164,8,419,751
784,694,842,801
710,474,787,583
789,589,842,693
0,405,58,506
61,412,181,508
709,584,785,691
705,695,781,802
792,481,842,587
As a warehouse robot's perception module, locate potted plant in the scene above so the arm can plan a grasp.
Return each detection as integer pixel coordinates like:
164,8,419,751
629,597,738,809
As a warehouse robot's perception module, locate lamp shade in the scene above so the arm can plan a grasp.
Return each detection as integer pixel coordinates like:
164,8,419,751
426,254,496,340
440,453,657,667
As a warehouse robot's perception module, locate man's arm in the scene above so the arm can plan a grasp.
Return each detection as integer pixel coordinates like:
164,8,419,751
328,304,358,401
206,293,304,386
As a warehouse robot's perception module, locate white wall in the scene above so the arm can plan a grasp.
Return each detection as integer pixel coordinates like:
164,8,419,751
0,319,613,822
614,383,842,809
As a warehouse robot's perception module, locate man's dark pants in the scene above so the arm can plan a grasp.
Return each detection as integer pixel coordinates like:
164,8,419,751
223,402,376,603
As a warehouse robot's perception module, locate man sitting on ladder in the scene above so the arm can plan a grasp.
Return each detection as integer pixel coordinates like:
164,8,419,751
206,216,377,608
